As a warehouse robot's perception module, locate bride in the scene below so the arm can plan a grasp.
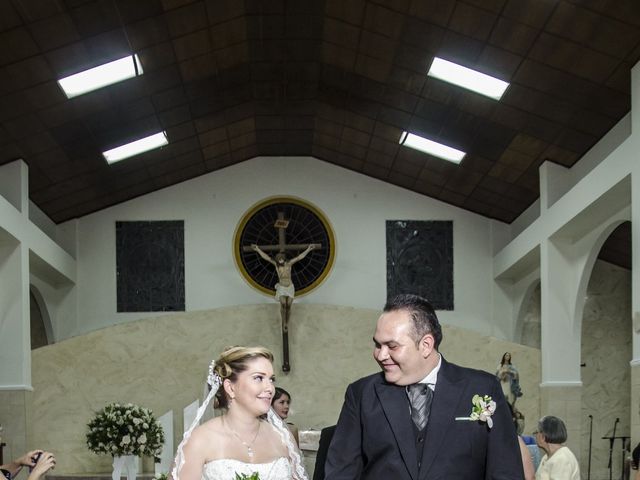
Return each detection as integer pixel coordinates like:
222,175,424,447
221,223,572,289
172,346,308,480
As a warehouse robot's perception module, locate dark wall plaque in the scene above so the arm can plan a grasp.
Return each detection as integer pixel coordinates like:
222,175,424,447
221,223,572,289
116,221,185,312
386,220,453,310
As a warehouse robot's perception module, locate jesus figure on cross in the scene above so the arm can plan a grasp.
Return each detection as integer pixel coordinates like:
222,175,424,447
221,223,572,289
250,243,316,328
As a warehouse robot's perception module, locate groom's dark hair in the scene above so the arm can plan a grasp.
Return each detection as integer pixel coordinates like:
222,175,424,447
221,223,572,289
384,294,443,349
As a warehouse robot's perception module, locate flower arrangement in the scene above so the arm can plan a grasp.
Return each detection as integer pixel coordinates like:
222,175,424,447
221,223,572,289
86,402,165,462
455,394,496,428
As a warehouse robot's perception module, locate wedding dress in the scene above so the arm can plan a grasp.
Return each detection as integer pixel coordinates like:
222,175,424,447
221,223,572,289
203,457,291,480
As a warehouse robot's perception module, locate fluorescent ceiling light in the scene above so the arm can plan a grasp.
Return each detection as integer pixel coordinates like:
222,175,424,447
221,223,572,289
399,131,466,164
58,54,143,98
103,131,168,164
428,57,509,100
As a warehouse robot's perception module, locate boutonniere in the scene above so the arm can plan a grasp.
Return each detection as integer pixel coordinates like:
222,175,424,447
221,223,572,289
455,394,496,428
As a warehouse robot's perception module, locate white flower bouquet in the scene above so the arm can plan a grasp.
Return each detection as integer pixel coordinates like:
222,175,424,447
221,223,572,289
86,402,165,462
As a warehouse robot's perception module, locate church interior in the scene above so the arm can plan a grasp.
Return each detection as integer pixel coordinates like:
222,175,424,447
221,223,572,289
1,1,639,479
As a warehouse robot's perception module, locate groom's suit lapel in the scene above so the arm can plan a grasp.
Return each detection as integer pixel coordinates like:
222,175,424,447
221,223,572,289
420,359,467,478
375,381,419,480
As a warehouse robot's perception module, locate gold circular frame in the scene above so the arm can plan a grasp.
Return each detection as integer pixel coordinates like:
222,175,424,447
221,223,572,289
233,196,336,297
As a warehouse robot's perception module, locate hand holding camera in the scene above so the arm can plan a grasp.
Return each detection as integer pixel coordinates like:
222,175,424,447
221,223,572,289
26,451,55,480
28,453,42,473
0,450,54,480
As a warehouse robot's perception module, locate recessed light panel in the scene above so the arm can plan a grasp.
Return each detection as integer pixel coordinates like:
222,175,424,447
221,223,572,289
428,57,509,100
58,54,143,98
103,132,168,164
399,131,466,164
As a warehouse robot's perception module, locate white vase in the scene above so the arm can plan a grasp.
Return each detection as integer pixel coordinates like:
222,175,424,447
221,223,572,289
112,455,138,480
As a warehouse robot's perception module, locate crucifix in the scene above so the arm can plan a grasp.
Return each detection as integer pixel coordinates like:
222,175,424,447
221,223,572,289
243,212,321,372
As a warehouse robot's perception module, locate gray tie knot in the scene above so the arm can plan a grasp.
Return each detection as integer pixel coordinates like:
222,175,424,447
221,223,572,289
408,383,429,396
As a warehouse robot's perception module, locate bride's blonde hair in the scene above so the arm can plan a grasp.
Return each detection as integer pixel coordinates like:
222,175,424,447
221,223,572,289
213,345,274,408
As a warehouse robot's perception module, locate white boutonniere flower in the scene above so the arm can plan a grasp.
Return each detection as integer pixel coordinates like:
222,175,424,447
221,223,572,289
455,394,497,428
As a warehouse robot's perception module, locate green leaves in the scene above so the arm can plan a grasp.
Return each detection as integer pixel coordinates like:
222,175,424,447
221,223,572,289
234,473,260,480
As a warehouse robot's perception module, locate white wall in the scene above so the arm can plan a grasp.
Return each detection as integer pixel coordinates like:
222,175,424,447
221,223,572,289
63,156,507,340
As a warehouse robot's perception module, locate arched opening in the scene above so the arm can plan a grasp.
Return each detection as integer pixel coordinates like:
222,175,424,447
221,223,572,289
580,221,631,480
517,280,541,349
29,286,53,349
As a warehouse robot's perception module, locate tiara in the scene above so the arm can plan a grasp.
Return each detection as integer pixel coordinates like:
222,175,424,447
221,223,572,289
207,360,222,388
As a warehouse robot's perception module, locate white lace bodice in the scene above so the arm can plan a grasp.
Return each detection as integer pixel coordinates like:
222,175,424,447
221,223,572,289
202,457,291,480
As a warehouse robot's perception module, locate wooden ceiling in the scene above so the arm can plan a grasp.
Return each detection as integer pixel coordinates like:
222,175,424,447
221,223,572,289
0,0,635,267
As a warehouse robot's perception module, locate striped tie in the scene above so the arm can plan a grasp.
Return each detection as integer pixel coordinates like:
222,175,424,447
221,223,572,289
408,383,433,430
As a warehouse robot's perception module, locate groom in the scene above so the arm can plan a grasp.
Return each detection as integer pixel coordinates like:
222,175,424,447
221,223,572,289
324,294,523,479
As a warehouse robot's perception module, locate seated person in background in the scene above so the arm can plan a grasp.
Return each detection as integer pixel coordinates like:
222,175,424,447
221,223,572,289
632,442,640,480
534,416,580,480
271,387,299,446
1,451,56,480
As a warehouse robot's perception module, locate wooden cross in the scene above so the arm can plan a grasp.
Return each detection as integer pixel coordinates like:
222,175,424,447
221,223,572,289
243,212,321,372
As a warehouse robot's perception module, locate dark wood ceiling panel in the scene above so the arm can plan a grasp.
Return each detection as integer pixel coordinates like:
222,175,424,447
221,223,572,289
501,0,556,29
0,27,40,65
68,0,120,38
29,13,80,50
488,17,538,55
529,32,619,84
408,0,455,27
448,2,496,42
0,0,636,267
14,0,64,22
164,2,209,38
0,2,22,31
547,2,640,58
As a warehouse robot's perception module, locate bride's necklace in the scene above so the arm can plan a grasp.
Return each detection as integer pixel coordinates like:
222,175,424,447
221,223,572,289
224,417,261,462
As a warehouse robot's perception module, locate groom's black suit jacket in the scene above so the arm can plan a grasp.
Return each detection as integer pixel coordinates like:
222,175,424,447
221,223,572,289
324,357,524,480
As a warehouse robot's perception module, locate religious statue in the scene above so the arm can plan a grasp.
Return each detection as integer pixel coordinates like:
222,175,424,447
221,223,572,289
251,243,316,329
496,352,523,407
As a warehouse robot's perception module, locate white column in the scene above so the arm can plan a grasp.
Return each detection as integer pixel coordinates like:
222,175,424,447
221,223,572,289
631,171,640,445
631,61,640,363
540,237,582,384
0,235,31,388
629,57,640,447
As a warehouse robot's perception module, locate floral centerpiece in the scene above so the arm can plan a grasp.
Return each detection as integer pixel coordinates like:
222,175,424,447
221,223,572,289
86,402,165,462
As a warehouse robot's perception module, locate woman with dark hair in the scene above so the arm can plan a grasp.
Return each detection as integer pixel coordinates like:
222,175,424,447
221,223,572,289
171,346,308,480
496,352,523,406
271,387,300,446
534,416,580,480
